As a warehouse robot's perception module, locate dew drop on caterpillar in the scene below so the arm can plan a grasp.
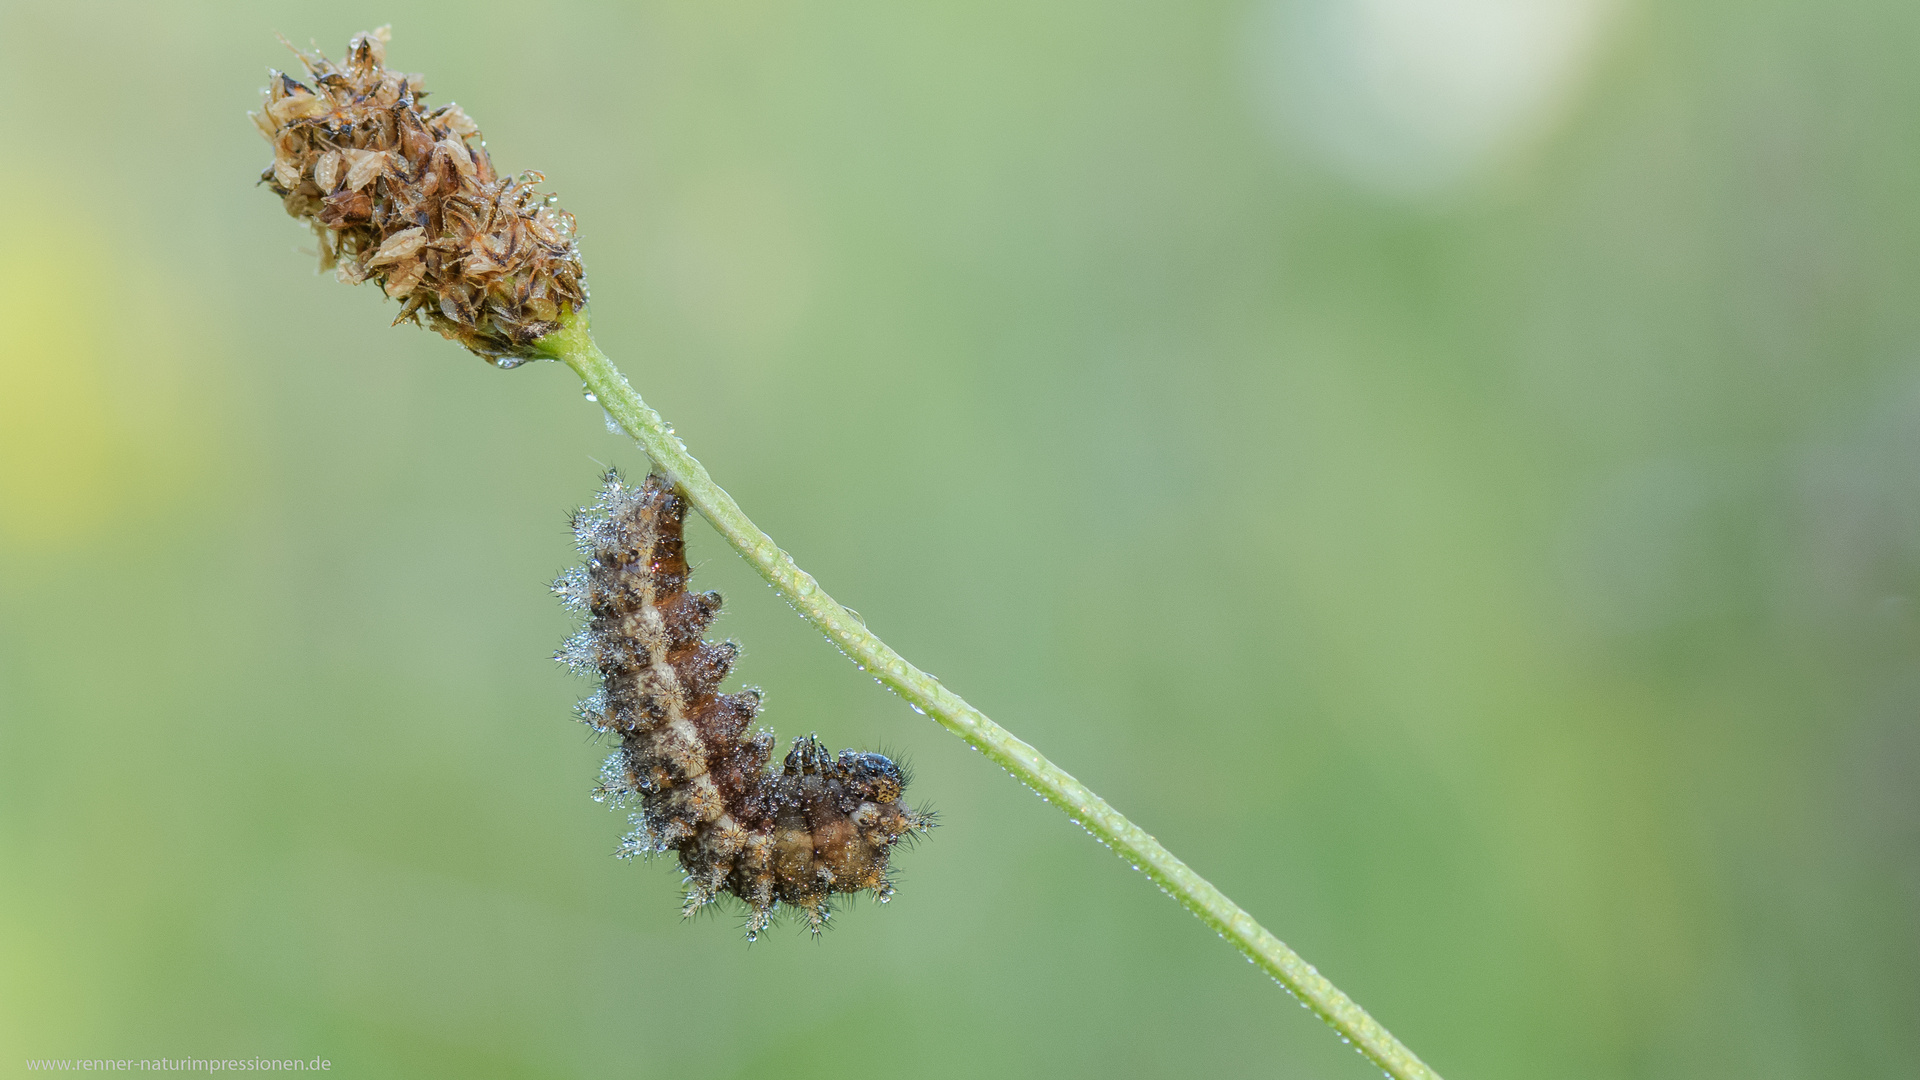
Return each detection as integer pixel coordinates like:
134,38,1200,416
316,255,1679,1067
555,470,934,937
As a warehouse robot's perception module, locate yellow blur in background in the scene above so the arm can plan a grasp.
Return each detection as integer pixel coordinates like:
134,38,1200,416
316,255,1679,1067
1,2,1916,1078
0,211,208,550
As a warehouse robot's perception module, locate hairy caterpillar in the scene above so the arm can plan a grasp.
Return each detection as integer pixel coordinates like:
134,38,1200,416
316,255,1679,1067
555,471,933,937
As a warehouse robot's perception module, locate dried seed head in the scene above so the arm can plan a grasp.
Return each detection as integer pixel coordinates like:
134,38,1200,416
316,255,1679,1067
252,27,588,367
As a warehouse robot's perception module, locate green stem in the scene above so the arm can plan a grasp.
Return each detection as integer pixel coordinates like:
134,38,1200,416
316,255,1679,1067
533,309,1442,1080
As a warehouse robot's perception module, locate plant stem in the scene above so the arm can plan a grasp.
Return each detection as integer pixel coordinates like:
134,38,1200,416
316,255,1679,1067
534,309,1442,1080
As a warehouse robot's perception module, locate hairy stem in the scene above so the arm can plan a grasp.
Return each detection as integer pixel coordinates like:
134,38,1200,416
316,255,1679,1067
534,309,1442,1080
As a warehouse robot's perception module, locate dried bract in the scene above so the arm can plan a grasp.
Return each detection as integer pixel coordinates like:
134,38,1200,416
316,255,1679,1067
253,27,587,366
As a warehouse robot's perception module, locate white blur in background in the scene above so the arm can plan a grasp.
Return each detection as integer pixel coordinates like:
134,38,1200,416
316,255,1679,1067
1244,0,1618,198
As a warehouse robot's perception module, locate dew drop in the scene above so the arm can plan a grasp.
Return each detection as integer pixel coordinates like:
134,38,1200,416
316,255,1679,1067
583,390,598,403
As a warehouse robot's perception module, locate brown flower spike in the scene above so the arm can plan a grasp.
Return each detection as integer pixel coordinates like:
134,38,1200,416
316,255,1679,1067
253,27,587,365
558,472,933,936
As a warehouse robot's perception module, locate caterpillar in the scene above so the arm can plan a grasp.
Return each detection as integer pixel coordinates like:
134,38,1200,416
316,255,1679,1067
555,470,933,937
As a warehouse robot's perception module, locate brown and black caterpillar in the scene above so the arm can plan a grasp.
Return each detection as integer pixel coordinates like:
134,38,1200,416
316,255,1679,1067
555,471,932,937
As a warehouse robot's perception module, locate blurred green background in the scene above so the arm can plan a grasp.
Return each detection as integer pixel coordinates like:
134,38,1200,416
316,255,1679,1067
2,1,1917,1076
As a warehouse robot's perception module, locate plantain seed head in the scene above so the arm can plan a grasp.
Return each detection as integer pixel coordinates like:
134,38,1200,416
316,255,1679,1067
253,27,589,367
